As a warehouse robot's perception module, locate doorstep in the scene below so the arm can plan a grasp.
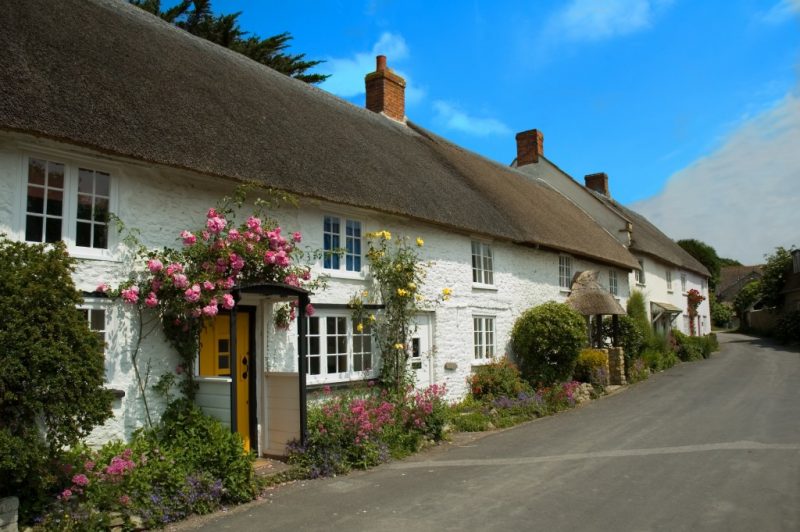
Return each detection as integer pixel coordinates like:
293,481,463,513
253,457,291,478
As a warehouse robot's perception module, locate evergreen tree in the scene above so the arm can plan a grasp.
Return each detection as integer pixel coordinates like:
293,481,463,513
677,238,721,291
130,0,329,84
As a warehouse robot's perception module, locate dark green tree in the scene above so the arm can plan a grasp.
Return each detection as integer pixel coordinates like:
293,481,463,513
759,247,794,308
677,239,721,291
0,238,113,517
719,256,743,267
130,0,329,84
734,279,762,325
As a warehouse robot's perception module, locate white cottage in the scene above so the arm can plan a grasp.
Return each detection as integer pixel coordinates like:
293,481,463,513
511,134,712,336
0,0,640,456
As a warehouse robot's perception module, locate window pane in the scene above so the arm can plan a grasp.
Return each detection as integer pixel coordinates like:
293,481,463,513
77,194,92,220
28,159,45,185
218,355,229,370
93,224,108,249
309,317,319,335
310,356,320,375
327,335,336,354
337,335,346,353
90,309,105,331
309,336,320,355
96,172,110,196
45,218,61,243
94,197,109,223
46,189,63,216
27,186,44,214
78,168,94,193
337,354,347,372
47,162,64,189
76,221,91,247
25,215,43,242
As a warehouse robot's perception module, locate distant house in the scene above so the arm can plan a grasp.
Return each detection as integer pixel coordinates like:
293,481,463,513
717,265,763,305
511,134,712,336
0,0,639,455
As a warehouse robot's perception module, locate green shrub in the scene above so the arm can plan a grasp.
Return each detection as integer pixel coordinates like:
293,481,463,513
574,349,609,388
627,290,654,344
602,314,644,358
511,302,587,387
775,311,800,344
627,357,649,383
672,330,718,361
711,300,733,328
641,348,679,371
468,358,531,401
0,238,113,521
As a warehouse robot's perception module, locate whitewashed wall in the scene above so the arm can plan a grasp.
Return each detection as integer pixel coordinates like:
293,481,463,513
629,253,711,336
0,132,634,443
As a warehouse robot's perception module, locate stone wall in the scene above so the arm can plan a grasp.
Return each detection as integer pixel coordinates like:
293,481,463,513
607,347,626,385
0,497,18,532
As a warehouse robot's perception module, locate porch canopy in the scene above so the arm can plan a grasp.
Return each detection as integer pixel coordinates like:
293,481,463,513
650,301,682,323
566,270,625,347
231,282,312,445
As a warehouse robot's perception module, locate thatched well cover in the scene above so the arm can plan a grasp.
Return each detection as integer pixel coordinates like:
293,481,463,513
566,270,625,316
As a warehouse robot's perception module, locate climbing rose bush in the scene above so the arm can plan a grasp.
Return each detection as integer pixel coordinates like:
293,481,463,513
106,193,319,393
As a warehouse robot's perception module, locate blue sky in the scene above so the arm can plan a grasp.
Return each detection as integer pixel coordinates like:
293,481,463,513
213,0,800,263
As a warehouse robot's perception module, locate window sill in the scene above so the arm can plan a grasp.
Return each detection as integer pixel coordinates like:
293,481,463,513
307,373,378,388
667,290,674,294
69,247,120,263
472,283,497,291
322,269,366,281
636,283,646,287
471,358,495,368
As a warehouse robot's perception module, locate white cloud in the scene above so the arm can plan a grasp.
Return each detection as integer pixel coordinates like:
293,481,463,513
544,0,671,43
321,33,425,104
760,0,800,25
632,92,800,264
431,101,511,137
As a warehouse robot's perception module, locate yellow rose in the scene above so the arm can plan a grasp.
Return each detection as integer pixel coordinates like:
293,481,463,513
362,290,369,297
407,282,416,291
394,343,405,350
369,314,376,321
442,287,452,300
356,322,364,333
416,237,424,247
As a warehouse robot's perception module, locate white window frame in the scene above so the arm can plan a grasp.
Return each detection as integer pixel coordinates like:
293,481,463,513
473,315,496,360
322,214,363,276
471,240,494,287
559,255,573,290
79,298,109,379
19,153,118,260
635,259,646,285
305,311,377,384
666,269,673,292
608,269,618,296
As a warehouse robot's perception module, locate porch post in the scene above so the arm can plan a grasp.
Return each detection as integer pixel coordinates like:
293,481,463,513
612,314,620,347
229,290,240,435
297,294,310,445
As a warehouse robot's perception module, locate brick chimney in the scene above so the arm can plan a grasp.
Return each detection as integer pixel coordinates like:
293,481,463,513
585,172,610,196
515,129,544,166
365,55,406,122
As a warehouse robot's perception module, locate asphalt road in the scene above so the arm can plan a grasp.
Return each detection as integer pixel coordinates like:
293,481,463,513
176,333,800,531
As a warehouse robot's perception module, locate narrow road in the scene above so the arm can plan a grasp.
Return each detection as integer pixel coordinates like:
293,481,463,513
177,333,800,531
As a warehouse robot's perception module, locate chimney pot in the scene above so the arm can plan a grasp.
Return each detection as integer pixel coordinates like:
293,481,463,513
365,55,406,122
515,129,544,166
585,172,610,196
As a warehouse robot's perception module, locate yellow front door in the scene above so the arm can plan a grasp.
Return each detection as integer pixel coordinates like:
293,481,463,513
199,312,252,451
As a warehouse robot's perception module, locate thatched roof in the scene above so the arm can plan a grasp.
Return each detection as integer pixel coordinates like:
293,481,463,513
566,271,625,316
586,192,710,277
0,0,639,271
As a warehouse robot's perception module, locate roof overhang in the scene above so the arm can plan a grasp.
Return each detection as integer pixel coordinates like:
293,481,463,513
650,301,682,323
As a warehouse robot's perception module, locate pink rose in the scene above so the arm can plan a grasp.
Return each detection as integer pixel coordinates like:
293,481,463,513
222,293,235,310
292,231,302,243
216,257,228,274
201,230,210,241
264,250,276,265
72,474,89,487
60,489,72,501
165,263,183,276
202,303,219,317
145,292,158,308
184,285,201,303
229,253,245,271
150,279,162,292
172,273,189,289
180,230,197,246
207,207,218,218
121,286,139,304
305,303,315,317
206,216,226,234
301,269,311,281
227,228,240,241
202,280,215,291
96,283,109,293
147,259,163,273
246,216,261,231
